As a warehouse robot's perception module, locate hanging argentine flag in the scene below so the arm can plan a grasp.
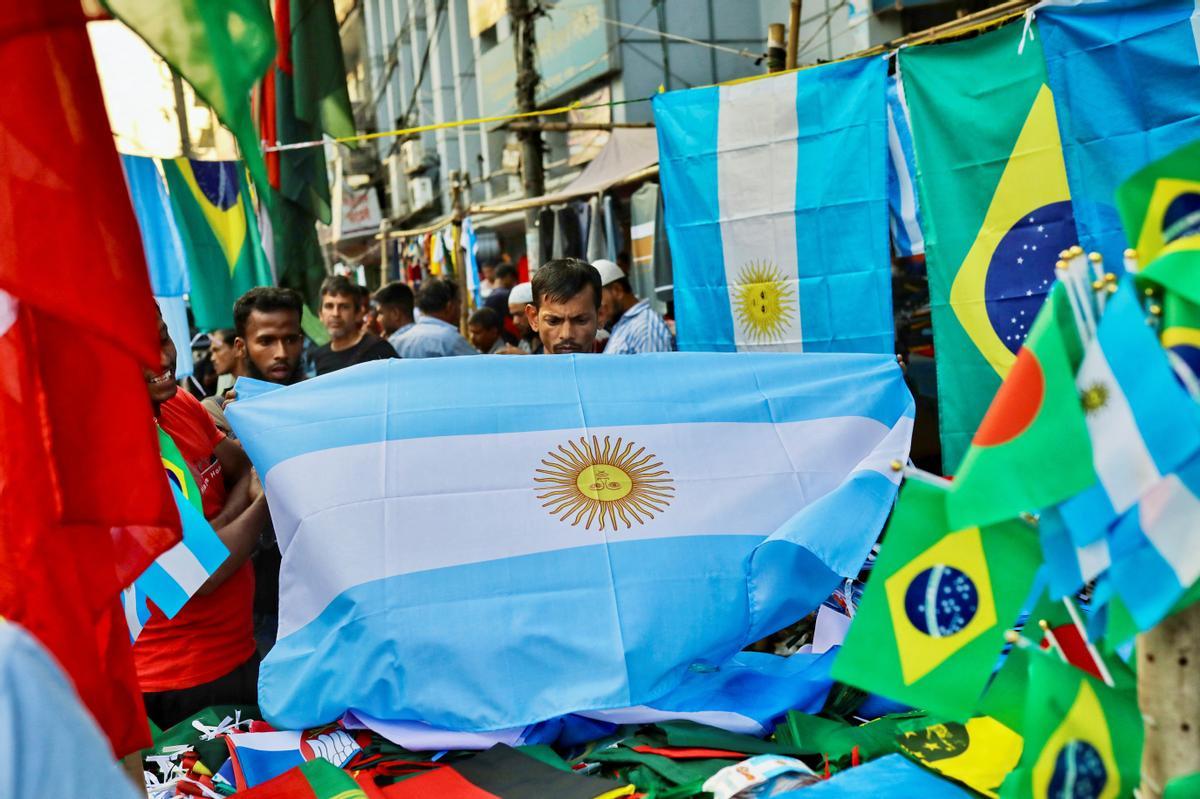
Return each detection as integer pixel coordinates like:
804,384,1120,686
227,353,913,731
654,57,892,354
1039,0,1200,263
1108,451,1200,631
1059,281,1200,545
120,154,193,379
885,74,924,259
463,217,482,309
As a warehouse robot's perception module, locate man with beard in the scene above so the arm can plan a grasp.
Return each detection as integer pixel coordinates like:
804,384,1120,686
201,287,306,657
526,258,601,355
312,275,397,374
202,287,306,437
136,310,268,728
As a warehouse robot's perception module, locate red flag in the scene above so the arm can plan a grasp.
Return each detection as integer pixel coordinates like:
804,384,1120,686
0,0,181,755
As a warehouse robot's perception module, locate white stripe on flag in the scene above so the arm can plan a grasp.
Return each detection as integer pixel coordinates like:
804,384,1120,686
230,731,303,752
122,586,144,640
268,417,902,638
885,99,922,254
1077,337,1159,514
1077,537,1110,583
1139,473,1200,587
155,541,212,597
717,73,803,352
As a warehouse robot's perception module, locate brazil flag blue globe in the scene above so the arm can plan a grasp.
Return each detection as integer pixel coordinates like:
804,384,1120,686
832,477,1041,720
1007,651,1142,799
900,22,1078,472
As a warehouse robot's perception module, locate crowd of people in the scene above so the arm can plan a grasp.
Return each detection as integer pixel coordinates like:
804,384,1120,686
136,257,675,729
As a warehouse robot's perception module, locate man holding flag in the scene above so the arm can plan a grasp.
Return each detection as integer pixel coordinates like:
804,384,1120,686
135,311,270,729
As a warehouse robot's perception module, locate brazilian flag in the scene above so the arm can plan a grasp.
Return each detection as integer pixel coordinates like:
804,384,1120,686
1116,140,1200,383
832,477,1041,720
900,21,1079,472
162,158,272,330
1002,650,1141,799
158,425,202,514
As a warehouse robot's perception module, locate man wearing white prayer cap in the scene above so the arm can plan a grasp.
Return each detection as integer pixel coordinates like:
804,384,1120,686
505,281,541,354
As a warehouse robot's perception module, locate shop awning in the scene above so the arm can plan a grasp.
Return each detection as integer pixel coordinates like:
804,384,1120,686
469,127,659,215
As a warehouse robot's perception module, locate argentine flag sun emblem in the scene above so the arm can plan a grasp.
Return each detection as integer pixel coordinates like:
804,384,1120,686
535,435,675,531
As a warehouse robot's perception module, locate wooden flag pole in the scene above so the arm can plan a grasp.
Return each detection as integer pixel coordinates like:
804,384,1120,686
1139,602,1200,798
786,1,802,69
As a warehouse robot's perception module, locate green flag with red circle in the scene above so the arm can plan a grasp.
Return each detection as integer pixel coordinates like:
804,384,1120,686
946,281,1094,530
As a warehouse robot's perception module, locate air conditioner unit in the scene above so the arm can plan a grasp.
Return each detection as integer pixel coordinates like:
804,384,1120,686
408,176,434,212
400,139,425,174
385,155,411,219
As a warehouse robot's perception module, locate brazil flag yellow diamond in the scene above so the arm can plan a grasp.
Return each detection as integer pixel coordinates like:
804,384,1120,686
900,22,1079,473
832,477,1040,720
1010,651,1142,799
883,526,997,686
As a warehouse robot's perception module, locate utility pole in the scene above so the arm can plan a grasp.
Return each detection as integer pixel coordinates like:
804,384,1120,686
509,0,545,271
449,170,470,334
786,0,802,69
766,23,786,73
171,70,194,159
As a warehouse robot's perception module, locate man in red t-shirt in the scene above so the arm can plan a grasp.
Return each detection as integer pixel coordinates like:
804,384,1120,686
135,311,269,729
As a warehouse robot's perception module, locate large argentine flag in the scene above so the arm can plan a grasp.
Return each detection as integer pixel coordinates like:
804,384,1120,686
653,57,892,354
228,353,913,731
1060,281,1200,544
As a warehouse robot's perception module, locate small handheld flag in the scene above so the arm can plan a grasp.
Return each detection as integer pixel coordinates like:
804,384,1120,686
947,281,1094,529
1004,649,1142,799
833,477,1041,720
124,428,230,639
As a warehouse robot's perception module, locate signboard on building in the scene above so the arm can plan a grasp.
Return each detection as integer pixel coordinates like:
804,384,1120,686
335,184,383,239
468,0,507,37
478,0,613,118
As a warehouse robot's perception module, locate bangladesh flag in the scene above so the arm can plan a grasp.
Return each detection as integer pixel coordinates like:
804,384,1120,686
162,158,272,330
900,21,1080,472
832,477,1041,720
945,281,1095,530
103,0,276,202
259,0,355,311
1003,650,1142,799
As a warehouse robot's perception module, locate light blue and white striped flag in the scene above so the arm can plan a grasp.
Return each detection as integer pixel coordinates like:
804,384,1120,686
130,481,229,625
1109,451,1200,630
654,57,892,354
120,154,193,379
1059,281,1200,545
227,353,913,731
885,73,924,259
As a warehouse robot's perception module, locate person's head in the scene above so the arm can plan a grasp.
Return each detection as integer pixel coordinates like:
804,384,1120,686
145,307,178,409
468,307,503,352
233,286,304,383
494,263,518,290
592,259,625,327
528,258,601,354
373,281,415,335
481,262,497,283
319,275,365,342
508,282,533,337
604,276,638,320
416,277,461,324
209,328,239,377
